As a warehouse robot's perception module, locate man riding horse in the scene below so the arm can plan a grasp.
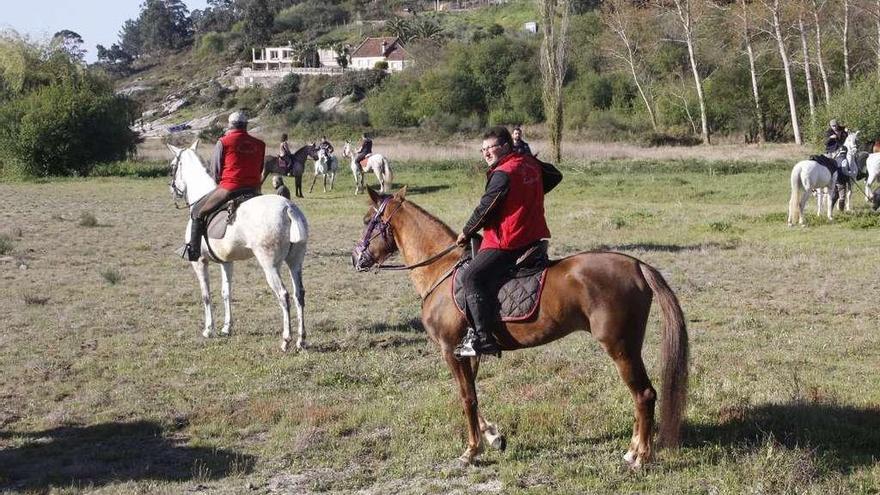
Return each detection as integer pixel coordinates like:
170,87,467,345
181,111,266,261
453,126,562,358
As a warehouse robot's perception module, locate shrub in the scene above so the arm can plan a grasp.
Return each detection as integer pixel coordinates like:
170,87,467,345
0,234,12,255
365,78,419,128
374,61,388,71
100,267,123,285
0,80,139,177
199,122,225,142
78,212,98,227
229,87,266,113
414,70,484,118
274,4,348,32
323,69,386,100
267,73,301,114
815,77,880,149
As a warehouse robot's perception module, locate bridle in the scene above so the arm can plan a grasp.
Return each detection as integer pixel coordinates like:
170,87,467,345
168,152,192,209
353,196,457,273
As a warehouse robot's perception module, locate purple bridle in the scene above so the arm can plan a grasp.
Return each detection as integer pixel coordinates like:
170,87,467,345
351,196,458,273
352,196,399,271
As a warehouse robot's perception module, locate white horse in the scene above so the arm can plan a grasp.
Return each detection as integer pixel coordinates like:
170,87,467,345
787,157,838,226
309,147,339,193
834,131,861,211
342,140,394,194
168,141,309,351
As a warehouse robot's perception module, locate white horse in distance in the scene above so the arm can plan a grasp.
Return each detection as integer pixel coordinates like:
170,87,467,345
342,140,393,194
168,141,309,351
787,132,863,225
310,147,339,193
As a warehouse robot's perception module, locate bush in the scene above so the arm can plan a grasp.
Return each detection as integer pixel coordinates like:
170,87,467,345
323,70,386,100
365,78,419,128
0,80,139,177
374,61,388,71
274,4,348,33
229,87,266,113
414,70,484,118
815,77,880,149
267,73,301,114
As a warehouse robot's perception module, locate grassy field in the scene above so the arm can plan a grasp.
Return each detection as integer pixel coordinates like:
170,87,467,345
1,154,879,494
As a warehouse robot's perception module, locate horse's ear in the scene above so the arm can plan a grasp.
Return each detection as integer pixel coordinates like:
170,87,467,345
167,144,182,156
393,186,407,201
189,139,199,151
367,187,381,205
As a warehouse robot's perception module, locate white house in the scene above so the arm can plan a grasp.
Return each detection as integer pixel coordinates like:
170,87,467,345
349,37,411,72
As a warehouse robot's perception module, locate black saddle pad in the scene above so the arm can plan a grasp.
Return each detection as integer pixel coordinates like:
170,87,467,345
452,260,549,322
206,191,259,239
811,155,838,174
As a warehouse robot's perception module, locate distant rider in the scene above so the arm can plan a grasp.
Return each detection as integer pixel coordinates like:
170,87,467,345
355,133,373,170
319,135,335,156
181,111,265,261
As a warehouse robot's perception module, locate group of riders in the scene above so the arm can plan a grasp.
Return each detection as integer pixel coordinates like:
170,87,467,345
180,110,545,359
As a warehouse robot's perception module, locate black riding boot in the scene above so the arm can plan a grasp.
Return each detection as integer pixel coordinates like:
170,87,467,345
454,293,501,359
183,218,204,261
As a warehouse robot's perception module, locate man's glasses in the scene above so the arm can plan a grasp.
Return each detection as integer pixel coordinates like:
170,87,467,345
480,143,503,153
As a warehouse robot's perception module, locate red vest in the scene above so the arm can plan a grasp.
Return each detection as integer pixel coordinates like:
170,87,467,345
218,129,266,190
481,153,550,250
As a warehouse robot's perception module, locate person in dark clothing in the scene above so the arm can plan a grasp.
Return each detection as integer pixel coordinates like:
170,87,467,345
319,135,334,156
273,175,291,200
182,111,265,261
453,126,562,359
355,133,373,168
825,119,848,154
511,126,533,156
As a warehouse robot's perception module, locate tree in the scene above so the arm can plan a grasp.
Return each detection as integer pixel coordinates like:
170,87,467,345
730,0,767,143
762,0,802,144
540,0,571,163
51,30,86,63
95,44,135,76
242,0,274,49
809,0,831,104
797,10,816,121
659,0,711,144
843,0,851,90
601,0,658,131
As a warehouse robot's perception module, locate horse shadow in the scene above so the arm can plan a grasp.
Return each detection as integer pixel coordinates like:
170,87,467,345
362,317,425,334
594,241,739,253
0,420,254,491
685,401,880,472
404,185,450,195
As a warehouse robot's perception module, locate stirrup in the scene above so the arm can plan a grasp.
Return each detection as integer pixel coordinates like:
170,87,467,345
180,243,200,261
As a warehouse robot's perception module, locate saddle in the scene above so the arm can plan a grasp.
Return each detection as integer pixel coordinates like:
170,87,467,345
206,190,260,239
452,238,552,322
359,153,374,170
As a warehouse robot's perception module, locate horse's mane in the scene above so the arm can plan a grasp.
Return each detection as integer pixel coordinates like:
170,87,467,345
292,145,312,161
400,198,457,238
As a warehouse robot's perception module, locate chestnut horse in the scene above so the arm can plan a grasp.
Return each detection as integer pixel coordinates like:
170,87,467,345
351,187,689,468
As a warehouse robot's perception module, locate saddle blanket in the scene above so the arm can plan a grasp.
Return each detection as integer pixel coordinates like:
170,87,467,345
359,153,374,170
206,191,259,239
452,261,549,322
810,154,838,174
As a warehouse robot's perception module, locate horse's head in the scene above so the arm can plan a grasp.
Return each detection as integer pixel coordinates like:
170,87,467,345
317,147,328,162
351,186,408,271
342,141,352,158
167,140,200,200
845,130,859,150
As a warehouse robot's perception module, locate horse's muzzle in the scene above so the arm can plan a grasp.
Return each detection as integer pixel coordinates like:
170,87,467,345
351,245,372,272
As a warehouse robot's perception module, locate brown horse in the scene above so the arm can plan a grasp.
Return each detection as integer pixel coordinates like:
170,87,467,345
351,187,689,468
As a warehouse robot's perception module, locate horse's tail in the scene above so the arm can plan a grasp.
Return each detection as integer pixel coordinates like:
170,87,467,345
382,157,393,189
788,164,803,225
286,203,309,244
639,263,689,448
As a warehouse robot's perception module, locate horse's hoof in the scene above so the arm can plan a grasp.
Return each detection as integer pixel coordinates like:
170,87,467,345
281,339,291,352
220,326,231,336
202,329,213,338
623,450,636,464
493,435,506,452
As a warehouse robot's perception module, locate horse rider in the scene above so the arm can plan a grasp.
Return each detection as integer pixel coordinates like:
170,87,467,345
181,111,266,261
825,119,848,155
355,133,373,170
279,133,293,174
273,175,291,200
319,135,335,156
453,126,562,359
511,125,533,156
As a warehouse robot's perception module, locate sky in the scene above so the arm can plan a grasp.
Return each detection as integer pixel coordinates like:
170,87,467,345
1,0,210,62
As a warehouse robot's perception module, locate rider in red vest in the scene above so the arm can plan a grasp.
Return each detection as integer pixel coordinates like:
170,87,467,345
181,111,266,261
454,126,562,358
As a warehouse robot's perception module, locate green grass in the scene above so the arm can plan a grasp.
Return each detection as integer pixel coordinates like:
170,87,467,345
0,233,12,255
91,160,168,178
0,157,878,493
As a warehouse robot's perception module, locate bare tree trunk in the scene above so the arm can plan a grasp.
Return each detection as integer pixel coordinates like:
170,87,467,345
602,0,658,130
740,0,765,143
540,0,570,164
768,0,802,144
843,0,851,90
876,0,880,80
798,15,816,121
812,0,831,104
673,0,710,144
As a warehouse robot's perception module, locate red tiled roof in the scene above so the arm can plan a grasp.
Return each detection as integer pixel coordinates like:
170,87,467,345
350,37,410,61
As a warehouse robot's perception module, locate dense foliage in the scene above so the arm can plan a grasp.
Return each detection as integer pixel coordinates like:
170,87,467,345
0,35,139,177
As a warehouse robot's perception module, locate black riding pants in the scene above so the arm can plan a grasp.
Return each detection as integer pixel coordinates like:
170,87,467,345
462,246,528,333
